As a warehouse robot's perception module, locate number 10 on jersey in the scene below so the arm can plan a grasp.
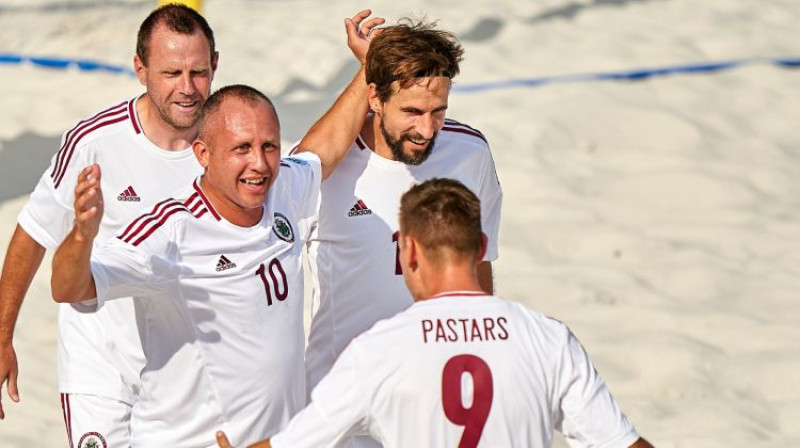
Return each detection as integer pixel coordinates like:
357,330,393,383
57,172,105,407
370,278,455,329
255,259,288,306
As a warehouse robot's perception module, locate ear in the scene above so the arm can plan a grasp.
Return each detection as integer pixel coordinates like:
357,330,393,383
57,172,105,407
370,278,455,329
368,83,383,116
402,235,419,272
211,51,220,77
192,139,211,171
133,54,147,86
477,233,488,262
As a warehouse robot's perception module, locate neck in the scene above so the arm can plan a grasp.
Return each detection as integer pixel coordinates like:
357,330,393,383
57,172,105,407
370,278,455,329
137,94,198,151
199,176,263,227
417,262,484,301
363,113,395,160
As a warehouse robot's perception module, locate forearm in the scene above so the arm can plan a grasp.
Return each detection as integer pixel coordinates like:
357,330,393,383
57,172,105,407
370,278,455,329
0,226,46,343
296,66,368,180
477,261,493,294
629,437,654,448
51,227,97,303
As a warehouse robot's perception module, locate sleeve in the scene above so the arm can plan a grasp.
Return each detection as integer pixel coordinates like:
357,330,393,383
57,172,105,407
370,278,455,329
90,217,180,307
17,132,94,250
271,340,372,448
478,146,502,262
555,329,641,448
281,152,322,240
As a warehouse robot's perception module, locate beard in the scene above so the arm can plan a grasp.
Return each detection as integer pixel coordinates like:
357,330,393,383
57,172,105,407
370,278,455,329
380,117,436,166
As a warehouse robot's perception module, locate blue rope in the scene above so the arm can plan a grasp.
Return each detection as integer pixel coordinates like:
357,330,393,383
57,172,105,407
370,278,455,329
1,53,797,92
0,53,135,76
452,57,800,94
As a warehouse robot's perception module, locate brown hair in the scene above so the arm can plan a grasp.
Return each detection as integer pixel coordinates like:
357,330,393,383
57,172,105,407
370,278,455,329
399,178,482,263
366,19,464,102
197,85,277,140
136,4,215,66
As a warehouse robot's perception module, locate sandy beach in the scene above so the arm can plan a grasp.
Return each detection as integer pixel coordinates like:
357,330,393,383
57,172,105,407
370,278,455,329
1,0,799,446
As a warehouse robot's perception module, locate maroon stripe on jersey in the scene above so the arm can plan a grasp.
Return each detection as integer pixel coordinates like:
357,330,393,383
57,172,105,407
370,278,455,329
183,192,210,219
354,135,367,151
53,114,130,188
131,204,189,246
123,200,187,244
444,118,481,133
127,186,136,196
430,291,490,299
357,199,367,209
51,102,128,180
118,198,175,241
441,126,488,143
127,98,142,134
61,393,74,448
192,179,221,221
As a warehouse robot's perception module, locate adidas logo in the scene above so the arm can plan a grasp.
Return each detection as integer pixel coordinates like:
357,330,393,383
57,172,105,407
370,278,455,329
216,255,237,272
117,186,141,202
348,199,372,217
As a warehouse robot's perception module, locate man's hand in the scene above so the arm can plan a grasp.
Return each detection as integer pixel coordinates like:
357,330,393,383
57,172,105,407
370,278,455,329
74,164,103,242
345,9,385,64
0,343,19,419
216,430,272,448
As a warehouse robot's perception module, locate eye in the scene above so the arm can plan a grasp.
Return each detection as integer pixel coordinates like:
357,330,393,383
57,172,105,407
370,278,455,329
262,142,279,152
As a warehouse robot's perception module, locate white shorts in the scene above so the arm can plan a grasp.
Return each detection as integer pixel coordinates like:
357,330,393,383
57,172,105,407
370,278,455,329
61,393,131,448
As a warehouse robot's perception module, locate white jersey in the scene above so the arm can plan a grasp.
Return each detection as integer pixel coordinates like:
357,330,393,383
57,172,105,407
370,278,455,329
17,96,203,402
305,119,503,391
273,293,640,448
89,153,321,447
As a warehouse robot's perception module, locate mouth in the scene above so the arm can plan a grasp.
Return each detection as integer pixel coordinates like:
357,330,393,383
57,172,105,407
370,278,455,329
240,176,268,186
173,100,200,112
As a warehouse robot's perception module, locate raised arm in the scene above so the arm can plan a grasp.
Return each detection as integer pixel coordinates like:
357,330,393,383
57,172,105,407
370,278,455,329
295,9,384,180
51,164,103,303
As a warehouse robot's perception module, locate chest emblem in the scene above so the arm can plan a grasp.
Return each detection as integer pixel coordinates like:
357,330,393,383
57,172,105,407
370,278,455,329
117,186,141,202
272,212,295,243
348,199,372,217
216,255,237,272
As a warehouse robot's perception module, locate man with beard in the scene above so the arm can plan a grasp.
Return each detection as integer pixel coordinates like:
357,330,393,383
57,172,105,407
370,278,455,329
301,19,502,448
0,5,215,446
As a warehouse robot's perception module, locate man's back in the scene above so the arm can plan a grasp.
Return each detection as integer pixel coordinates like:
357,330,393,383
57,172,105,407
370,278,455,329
276,293,640,448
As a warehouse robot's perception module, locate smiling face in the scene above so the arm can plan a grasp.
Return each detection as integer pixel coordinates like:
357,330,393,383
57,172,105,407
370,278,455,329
370,76,450,165
193,97,281,227
135,24,217,131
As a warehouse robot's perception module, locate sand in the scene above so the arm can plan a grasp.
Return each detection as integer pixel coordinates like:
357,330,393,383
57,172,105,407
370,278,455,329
1,0,798,446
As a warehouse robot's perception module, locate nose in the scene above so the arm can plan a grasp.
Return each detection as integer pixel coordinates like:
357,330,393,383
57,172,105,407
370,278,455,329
177,72,197,96
250,148,270,172
416,114,437,140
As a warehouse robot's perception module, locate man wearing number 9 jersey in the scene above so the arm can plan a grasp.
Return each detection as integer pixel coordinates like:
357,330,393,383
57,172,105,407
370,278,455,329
216,178,653,448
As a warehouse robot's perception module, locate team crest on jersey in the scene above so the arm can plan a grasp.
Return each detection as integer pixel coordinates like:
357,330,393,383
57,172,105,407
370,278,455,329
78,431,107,448
272,212,294,243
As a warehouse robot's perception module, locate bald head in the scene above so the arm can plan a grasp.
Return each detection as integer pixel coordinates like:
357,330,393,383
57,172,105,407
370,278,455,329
198,85,278,141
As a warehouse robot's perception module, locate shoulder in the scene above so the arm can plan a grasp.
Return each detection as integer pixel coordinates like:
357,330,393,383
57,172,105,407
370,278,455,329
440,118,488,145
115,182,213,247
63,97,140,146
51,98,141,187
